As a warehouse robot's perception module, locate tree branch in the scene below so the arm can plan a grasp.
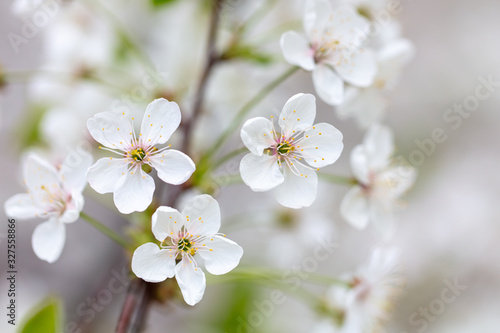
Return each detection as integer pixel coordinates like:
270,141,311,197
181,0,223,154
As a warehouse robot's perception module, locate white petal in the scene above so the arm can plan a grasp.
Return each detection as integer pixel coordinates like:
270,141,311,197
140,98,181,145
149,149,195,185
32,218,66,263
340,186,370,230
152,206,184,242
87,111,134,151
280,31,315,71
312,64,344,106
175,257,206,306
350,145,370,185
198,236,243,275
240,154,284,192
279,93,317,137
363,124,394,171
326,6,369,46
113,166,155,214
378,165,417,199
240,117,275,156
131,243,176,282
5,193,43,219
60,151,93,193
86,157,129,194
336,87,387,129
299,123,344,168
378,38,415,66
59,193,83,224
334,49,377,87
304,0,332,38
23,153,60,200
274,162,318,209
182,194,221,236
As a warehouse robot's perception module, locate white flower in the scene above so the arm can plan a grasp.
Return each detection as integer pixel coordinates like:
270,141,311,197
337,39,415,128
340,124,416,239
86,98,195,214
4,152,92,263
131,195,243,306
239,93,344,209
316,248,403,333
280,0,377,105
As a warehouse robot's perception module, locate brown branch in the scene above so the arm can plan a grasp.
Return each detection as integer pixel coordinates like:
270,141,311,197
115,2,224,332
181,0,223,154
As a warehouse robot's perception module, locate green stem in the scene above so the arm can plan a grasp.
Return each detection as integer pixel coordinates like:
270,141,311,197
203,66,299,160
209,270,320,307
318,173,357,186
212,147,248,170
224,267,351,288
237,0,280,36
211,173,243,188
80,212,129,249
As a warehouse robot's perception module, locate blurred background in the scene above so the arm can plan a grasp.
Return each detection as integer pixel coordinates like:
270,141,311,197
1,0,500,332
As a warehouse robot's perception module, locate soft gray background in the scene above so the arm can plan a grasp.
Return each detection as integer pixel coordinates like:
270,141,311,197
1,0,500,332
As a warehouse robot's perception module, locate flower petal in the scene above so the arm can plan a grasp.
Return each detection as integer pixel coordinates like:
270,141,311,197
182,194,221,236
280,31,315,71
149,149,195,185
131,243,176,283
304,0,332,38
363,124,394,171
240,117,275,156
299,122,344,168
32,218,66,263
23,153,60,201
340,186,370,230
336,87,387,129
312,64,344,106
59,191,84,224
152,206,184,242
274,162,318,209
113,166,155,214
87,111,134,151
334,48,377,87
350,145,370,185
279,93,317,137
5,193,43,219
240,154,284,192
378,165,417,199
140,98,181,146
60,151,93,193
198,236,243,275
86,157,129,194
175,256,206,306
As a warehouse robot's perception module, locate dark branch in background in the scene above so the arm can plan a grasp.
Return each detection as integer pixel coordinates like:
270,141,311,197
116,1,224,332
181,0,224,154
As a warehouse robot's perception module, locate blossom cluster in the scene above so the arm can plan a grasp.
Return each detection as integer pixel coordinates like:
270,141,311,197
4,0,417,330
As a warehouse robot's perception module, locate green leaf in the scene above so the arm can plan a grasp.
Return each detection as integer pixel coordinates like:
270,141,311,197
19,297,62,333
151,0,179,7
222,44,274,64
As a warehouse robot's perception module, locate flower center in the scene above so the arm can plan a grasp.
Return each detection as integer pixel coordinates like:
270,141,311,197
177,238,193,252
130,148,146,161
277,143,295,156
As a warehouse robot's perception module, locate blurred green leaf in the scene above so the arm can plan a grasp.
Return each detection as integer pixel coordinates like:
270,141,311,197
17,106,47,149
151,0,179,7
18,297,62,333
222,44,274,64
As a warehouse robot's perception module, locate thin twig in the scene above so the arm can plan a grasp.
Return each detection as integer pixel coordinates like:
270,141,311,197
80,212,129,248
116,3,224,332
181,0,223,154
